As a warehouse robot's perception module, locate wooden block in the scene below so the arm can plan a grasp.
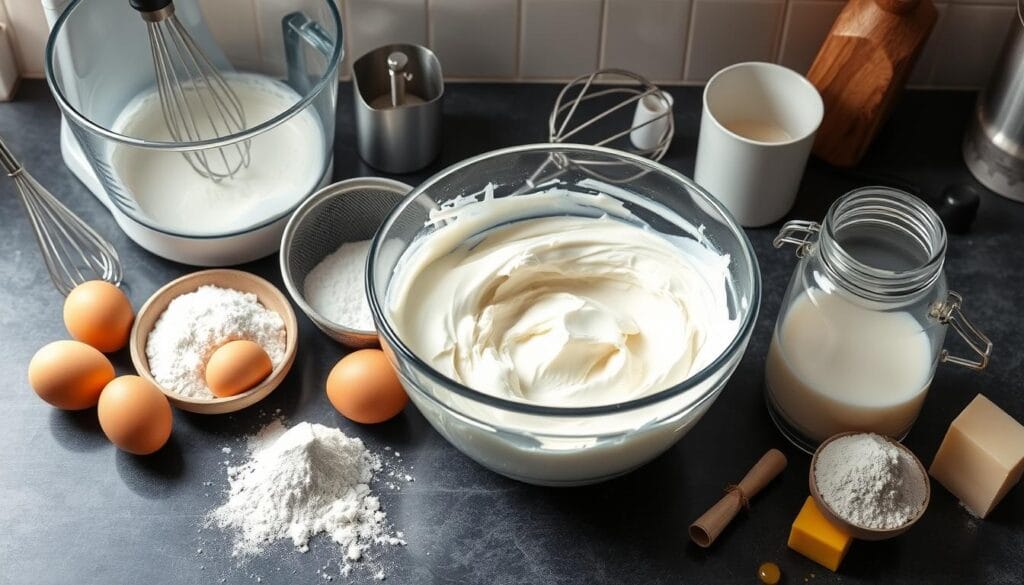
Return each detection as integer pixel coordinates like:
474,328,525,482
807,0,938,167
930,394,1024,518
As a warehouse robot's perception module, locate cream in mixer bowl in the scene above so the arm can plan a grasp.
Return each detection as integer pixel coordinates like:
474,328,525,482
111,74,325,236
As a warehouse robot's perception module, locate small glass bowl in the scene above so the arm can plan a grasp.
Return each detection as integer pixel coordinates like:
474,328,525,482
367,144,761,486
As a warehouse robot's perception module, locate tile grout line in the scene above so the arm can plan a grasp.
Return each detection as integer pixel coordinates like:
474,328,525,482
0,0,24,75
338,0,348,69
514,0,523,81
598,0,610,69
249,0,266,74
922,3,947,86
595,0,608,72
424,0,432,61
682,0,699,82
776,0,794,64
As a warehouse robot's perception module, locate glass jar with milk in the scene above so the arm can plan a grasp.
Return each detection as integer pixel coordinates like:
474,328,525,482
766,187,992,452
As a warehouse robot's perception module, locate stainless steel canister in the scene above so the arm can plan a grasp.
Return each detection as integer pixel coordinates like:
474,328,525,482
353,44,443,173
963,1,1024,201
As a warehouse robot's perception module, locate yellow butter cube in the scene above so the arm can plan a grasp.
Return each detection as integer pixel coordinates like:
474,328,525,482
788,496,852,572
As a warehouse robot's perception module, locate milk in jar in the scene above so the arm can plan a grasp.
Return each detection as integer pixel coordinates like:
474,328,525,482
766,290,935,443
765,187,991,452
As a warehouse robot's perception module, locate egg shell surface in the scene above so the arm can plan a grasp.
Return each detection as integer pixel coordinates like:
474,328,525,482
63,281,134,352
98,375,173,455
204,339,273,398
28,340,115,410
326,349,408,424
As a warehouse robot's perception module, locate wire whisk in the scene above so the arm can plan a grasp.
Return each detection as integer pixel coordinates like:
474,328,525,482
550,69,674,162
1,136,122,296
517,69,674,192
130,0,251,181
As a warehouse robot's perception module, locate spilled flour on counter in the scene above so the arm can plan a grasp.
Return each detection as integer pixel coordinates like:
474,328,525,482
208,421,404,573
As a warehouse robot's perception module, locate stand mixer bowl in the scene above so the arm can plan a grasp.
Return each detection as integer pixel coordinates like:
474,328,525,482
44,0,343,266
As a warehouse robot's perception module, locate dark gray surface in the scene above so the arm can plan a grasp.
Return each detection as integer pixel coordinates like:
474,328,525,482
1,81,1022,585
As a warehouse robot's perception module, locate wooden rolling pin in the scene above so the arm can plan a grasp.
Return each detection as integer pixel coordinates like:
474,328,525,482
807,0,938,167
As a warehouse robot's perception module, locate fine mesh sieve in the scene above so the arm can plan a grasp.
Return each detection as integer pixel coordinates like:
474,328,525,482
280,177,412,348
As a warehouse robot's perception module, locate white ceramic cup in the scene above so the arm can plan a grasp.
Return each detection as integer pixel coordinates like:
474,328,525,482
694,62,823,227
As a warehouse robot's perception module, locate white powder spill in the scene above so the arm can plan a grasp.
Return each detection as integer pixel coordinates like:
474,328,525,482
208,421,405,576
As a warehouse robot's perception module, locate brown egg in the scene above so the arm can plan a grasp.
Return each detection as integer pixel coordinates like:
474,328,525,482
63,280,135,352
326,349,408,424
205,340,273,398
98,375,173,455
28,340,115,410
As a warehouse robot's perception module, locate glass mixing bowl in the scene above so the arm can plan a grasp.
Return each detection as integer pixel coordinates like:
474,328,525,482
367,144,761,486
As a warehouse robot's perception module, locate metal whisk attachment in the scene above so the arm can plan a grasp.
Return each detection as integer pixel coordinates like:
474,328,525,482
550,69,674,160
520,68,674,188
130,0,250,181
0,137,122,296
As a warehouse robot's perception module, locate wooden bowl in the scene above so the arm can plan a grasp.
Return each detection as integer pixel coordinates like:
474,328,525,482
129,269,298,414
809,431,930,541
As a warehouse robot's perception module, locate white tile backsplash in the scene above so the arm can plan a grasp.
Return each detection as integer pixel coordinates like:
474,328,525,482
907,2,948,86
429,0,518,78
601,0,691,81
0,23,18,101
520,0,601,78
0,0,1015,88
930,3,1015,87
254,0,334,77
2,0,48,77
685,0,785,82
199,0,262,69
777,0,842,74
345,0,427,65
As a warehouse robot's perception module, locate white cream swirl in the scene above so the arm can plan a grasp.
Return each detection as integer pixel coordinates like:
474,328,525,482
386,189,737,407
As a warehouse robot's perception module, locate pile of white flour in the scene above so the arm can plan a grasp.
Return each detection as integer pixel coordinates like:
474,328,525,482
813,433,927,529
146,285,286,398
209,421,403,566
303,239,375,331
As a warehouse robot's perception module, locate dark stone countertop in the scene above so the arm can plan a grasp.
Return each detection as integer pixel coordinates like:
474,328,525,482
1,80,1022,585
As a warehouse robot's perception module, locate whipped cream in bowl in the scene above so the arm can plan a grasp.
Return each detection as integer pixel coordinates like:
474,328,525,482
368,145,760,485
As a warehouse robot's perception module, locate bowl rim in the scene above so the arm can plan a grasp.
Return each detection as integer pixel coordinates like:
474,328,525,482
367,142,762,417
129,269,298,413
280,177,413,343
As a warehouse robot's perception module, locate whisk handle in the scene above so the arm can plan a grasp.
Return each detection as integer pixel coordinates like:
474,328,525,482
130,0,172,14
0,135,24,176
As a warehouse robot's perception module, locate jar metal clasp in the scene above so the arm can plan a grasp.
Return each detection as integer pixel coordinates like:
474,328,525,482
773,220,820,257
930,291,993,370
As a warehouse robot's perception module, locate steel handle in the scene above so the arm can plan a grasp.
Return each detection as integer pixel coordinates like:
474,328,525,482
931,291,993,370
773,220,820,258
283,11,338,95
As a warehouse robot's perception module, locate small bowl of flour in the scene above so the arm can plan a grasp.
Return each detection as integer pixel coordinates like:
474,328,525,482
810,432,930,540
130,269,298,414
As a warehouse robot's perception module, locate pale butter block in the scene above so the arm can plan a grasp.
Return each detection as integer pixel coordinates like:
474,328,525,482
929,394,1024,518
